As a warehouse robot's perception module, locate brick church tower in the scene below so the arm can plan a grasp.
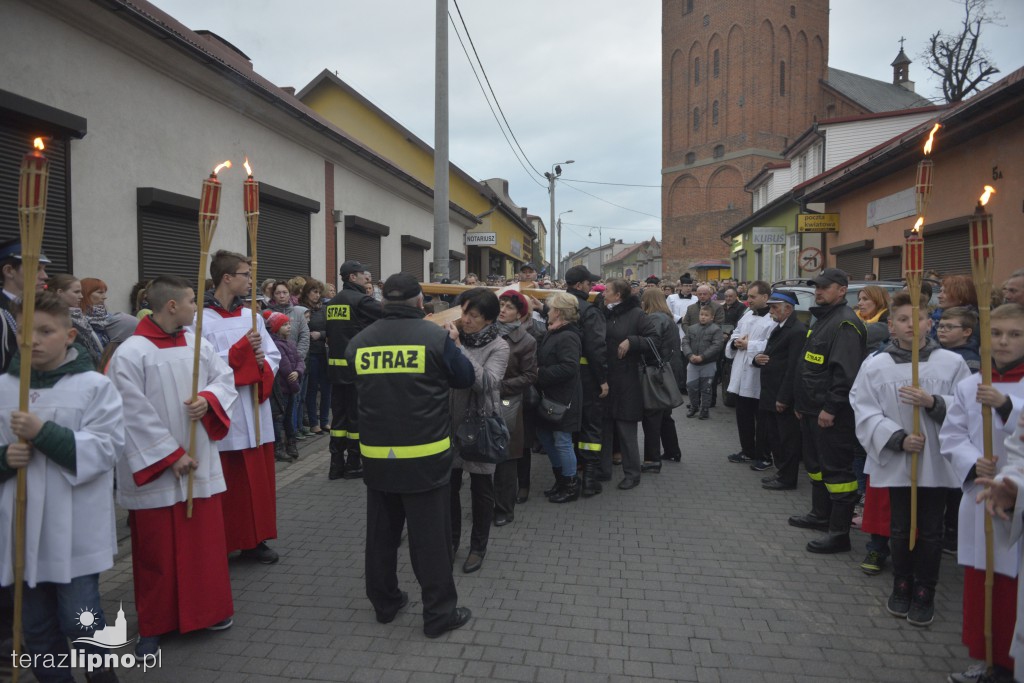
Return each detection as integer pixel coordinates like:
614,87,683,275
661,0,831,276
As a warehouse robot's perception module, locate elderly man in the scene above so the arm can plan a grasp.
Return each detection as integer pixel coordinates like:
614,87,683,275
1003,268,1024,305
754,291,807,490
724,281,775,466
682,284,725,327
789,268,866,554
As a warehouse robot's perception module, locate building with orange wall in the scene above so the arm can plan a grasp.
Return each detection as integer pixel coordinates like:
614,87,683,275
795,67,1023,285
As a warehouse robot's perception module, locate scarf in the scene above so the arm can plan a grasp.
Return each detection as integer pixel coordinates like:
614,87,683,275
495,319,520,338
858,308,887,324
461,323,499,348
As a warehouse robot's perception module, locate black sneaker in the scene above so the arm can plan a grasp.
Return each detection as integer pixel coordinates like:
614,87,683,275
907,585,935,626
686,407,699,418
727,452,752,464
860,550,887,576
886,578,912,618
240,541,279,564
942,533,958,556
749,460,773,472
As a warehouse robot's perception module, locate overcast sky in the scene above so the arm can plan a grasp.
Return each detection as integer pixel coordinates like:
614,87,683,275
155,0,1022,259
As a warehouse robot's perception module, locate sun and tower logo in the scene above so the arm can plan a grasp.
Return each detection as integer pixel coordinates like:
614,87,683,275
73,603,135,649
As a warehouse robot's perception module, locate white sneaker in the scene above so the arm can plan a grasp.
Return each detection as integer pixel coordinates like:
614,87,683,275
947,663,986,683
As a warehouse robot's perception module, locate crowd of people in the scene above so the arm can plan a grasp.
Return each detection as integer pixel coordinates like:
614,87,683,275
4,229,1024,682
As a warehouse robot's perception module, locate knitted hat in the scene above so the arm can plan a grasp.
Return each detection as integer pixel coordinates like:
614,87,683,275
262,310,289,334
498,290,529,315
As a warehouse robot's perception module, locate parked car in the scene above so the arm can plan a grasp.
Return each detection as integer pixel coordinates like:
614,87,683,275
770,278,932,325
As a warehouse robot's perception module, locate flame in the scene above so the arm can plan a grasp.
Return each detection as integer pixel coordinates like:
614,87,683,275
923,123,941,155
979,185,996,206
243,158,253,176
33,137,45,151
212,160,232,176
912,217,924,234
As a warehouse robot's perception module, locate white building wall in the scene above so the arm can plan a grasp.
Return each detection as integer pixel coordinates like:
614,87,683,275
823,111,938,170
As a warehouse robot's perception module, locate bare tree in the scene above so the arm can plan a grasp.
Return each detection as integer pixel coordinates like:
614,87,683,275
922,0,1001,103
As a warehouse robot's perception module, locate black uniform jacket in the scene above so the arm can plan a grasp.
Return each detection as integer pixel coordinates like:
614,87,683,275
758,314,808,411
567,287,607,386
794,300,866,415
325,281,383,383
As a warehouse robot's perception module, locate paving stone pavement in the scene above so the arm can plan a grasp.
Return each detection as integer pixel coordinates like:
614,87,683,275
95,405,971,683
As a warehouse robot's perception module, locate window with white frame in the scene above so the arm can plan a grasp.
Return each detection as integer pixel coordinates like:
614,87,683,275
787,233,800,278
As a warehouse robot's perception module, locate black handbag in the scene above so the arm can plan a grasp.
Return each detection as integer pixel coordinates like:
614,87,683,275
456,412,510,464
537,393,570,423
640,338,685,411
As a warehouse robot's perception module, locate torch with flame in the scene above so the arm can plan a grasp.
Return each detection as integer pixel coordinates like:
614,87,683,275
187,160,230,518
904,216,925,550
916,123,939,218
971,186,998,670
243,158,262,445
11,137,51,683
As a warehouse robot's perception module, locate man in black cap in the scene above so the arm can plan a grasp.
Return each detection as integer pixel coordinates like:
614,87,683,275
0,238,51,373
344,272,475,638
519,262,538,285
325,260,383,480
753,291,807,490
564,265,609,496
789,268,866,553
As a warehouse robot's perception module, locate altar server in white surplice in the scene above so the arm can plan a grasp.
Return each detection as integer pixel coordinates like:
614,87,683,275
195,250,281,564
851,291,970,628
0,292,125,680
108,276,239,656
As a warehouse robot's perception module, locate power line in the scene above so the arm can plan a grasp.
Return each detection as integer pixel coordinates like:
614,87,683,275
451,0,544,179
448,13,545,189
562,221,660,234
560,178,662,188
559,180,662,220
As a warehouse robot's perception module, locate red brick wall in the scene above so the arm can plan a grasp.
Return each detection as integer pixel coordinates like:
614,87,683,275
661,0,834,276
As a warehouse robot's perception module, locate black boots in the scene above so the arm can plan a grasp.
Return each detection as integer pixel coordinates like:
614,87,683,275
285,438,299,460
806,500,855,554
686,406,699,418
328,450,346,480
549,475,580,503
788,480,831,530
581,463,602,497
544,467,563,498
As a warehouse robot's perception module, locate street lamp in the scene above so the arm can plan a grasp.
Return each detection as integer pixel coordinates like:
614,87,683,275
544,159,574,279
557,209,573,280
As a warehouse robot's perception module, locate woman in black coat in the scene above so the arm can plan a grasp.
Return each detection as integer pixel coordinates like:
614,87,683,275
640,288,683,470
603,279,657,489
535,292,584,503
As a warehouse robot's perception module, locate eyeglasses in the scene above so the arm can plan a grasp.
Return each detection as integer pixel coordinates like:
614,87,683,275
231,271,253,279
935,323,963,331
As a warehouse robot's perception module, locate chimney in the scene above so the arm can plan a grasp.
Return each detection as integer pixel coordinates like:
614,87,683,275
281,87,296,96
891,41,915,92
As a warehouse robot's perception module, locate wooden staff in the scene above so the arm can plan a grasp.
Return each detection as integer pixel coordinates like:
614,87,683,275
243,161,261,445
11,137,50,683
904,222,924,551
187,161,229,518
969,186,997,669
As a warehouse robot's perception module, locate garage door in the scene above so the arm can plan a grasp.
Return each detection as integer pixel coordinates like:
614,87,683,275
924,227,970,276
835,250,872,280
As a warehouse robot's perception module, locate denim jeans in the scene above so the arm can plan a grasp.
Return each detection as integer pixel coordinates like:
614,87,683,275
536,428,576,476
21,574,108,683
305,353,331,428
290,371,309,432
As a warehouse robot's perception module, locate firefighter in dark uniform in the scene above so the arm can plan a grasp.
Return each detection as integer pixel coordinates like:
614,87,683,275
325,260,383,480
788,268,866,554
564,265,609,497
344,272,475,638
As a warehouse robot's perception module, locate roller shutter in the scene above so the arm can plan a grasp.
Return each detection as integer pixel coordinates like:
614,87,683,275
257,201,310,281
344,229,380,280
138,208,199,283
0,126,72,274
835,249,872,280
401,244,425,281
924,227,970,276
877,254,902,281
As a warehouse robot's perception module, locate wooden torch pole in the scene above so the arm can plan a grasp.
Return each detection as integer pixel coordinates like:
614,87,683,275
243,160,261,445
970,186,997,671
187,161,229,518
11,137,50,683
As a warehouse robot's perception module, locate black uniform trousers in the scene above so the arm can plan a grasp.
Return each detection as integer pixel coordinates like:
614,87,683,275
761,408,801,486
734,395,760,457
365,485,457,633
799,405,860,505
330,382,361,468
574,371,605,466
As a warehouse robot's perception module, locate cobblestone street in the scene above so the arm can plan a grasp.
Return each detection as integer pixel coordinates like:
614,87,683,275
98,403,968,683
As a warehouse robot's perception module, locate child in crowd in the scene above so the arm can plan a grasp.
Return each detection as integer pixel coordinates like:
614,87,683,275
108,276,239,657
681,305,723,420
0,292,125,683
941,303,1024,683
937,306,981,374
263,310,303,462
851,292,970,627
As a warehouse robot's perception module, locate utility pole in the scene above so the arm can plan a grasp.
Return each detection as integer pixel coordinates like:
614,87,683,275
544,160,573,279
432,0,450,282
557,209,572,280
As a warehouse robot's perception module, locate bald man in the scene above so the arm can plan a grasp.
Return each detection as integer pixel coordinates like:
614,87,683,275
681,285,725,327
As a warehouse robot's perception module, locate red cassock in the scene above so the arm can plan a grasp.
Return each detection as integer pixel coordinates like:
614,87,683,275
962,568,1017,670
